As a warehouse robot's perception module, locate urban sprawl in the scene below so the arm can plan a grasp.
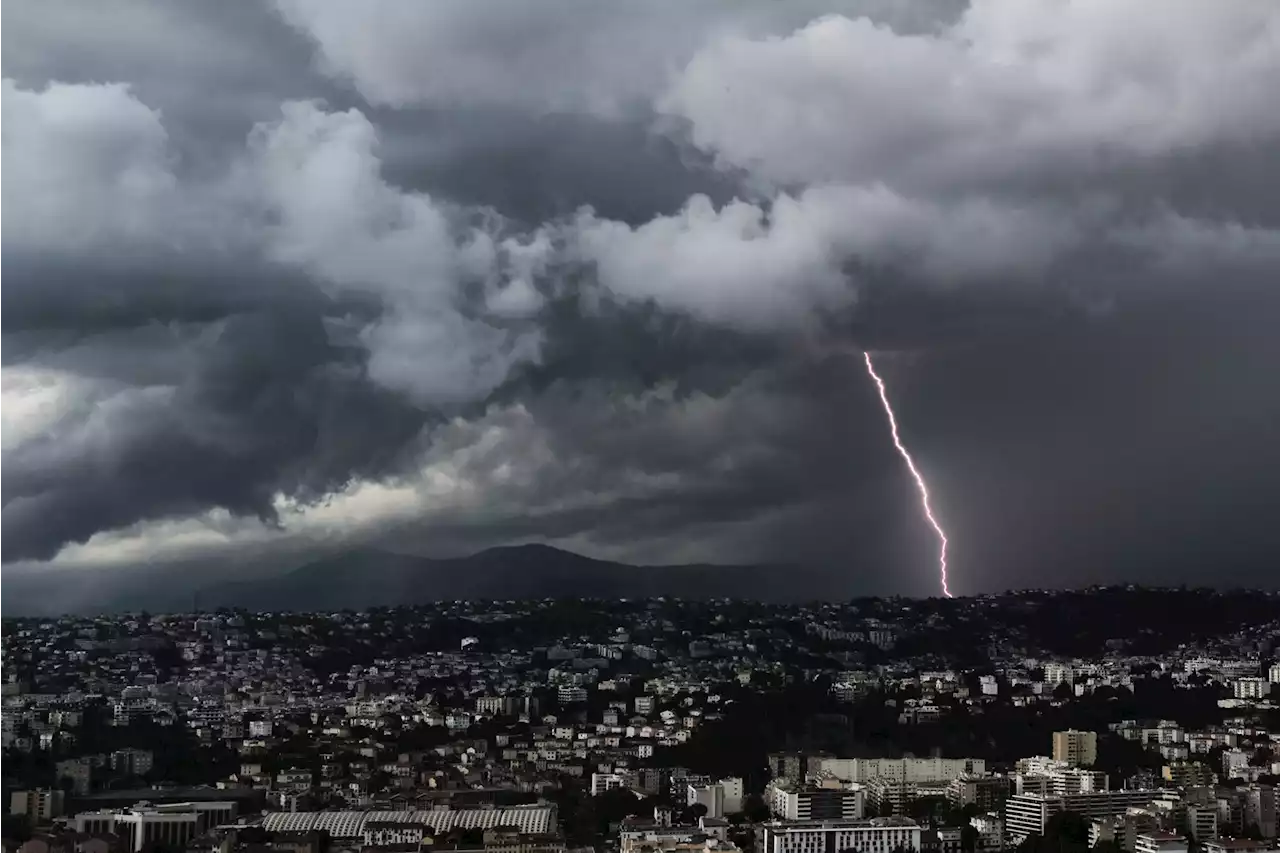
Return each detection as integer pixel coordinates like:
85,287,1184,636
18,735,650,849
4,589,1280,853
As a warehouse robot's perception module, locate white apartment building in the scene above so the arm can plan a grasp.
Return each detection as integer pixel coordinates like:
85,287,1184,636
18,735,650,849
758,818,921,853
1005,792,1160,844
866,779,918,816
1268,664,1280,684
1044,664,1073,686
1233,678,1270,701
592,772,629,796
689,783,725,819
720,778,744,815
818,757,985,785
1014,759,1107,797
768,783,866,821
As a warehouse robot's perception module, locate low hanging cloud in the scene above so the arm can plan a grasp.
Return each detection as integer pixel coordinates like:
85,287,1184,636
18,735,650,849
4,0,1280,596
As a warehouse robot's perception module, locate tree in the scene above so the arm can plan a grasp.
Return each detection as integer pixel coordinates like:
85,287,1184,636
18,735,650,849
1044,811,1089,847
2,814,32,844
743,794,771,824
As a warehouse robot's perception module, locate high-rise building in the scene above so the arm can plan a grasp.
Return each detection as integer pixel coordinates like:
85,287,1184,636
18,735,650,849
1053,730,1099,767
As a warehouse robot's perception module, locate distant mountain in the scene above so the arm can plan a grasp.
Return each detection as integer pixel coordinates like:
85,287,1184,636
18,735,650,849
195,544,840,611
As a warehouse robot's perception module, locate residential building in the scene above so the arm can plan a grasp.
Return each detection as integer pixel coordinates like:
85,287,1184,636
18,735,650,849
1135,832,1188,853
109,749,154,777
9,790,66,822
1185,804,1219,841
1053,730,1098,767
1162,762,1216,788
866,779,917,816
592,772,629,796
1233,679,1270,701
947,775,1012,813
758,818,922,853
1005,791,1160,844
768,783,866,821
818,757,985,785
688,782,725,819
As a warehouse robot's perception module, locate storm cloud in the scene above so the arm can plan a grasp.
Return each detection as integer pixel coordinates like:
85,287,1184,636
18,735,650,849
4,0,1280,606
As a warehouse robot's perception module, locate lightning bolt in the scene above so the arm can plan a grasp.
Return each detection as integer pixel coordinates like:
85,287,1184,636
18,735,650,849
862,351,953,599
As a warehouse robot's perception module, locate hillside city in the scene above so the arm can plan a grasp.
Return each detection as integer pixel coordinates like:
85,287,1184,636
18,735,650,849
5,589,1280,853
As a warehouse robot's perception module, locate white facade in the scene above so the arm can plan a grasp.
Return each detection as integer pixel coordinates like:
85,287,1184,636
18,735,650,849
769,784,866,821
688,783,725,819
261,806,555,839
1222,749,1251,780
819,757,985,784
72,803,236,853
1233,678,1270,700
1005,792,1161,844
719,777,744,815
759,818,921,853
592,772,628,796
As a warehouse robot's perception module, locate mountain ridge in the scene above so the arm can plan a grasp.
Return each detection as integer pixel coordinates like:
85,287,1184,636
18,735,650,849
195,543,836,611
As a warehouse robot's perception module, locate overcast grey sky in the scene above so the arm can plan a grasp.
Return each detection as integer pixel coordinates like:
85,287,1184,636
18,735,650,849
4,0,1280,611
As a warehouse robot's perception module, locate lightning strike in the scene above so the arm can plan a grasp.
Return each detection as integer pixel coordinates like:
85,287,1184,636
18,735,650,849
862,351,953,599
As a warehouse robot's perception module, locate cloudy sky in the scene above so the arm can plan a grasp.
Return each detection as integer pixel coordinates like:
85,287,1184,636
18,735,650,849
4,0,1280,610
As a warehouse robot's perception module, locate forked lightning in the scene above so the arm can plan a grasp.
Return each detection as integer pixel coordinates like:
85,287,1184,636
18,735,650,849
863,351,953,598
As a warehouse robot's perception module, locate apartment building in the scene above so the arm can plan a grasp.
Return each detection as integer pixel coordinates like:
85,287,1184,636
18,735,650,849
1052,730,1099,767
758,818,922,853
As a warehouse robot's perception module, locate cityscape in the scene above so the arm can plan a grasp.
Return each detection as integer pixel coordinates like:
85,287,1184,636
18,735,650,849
5,589,1280,853
5,3,1280,853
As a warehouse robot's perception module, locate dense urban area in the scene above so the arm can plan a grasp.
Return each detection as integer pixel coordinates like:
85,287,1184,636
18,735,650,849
5,588,1280,853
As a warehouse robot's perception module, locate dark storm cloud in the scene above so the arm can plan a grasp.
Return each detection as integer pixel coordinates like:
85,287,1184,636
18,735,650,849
2,305,429,562
371,351,933,589
376,110,743,227
4,0,1280,603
